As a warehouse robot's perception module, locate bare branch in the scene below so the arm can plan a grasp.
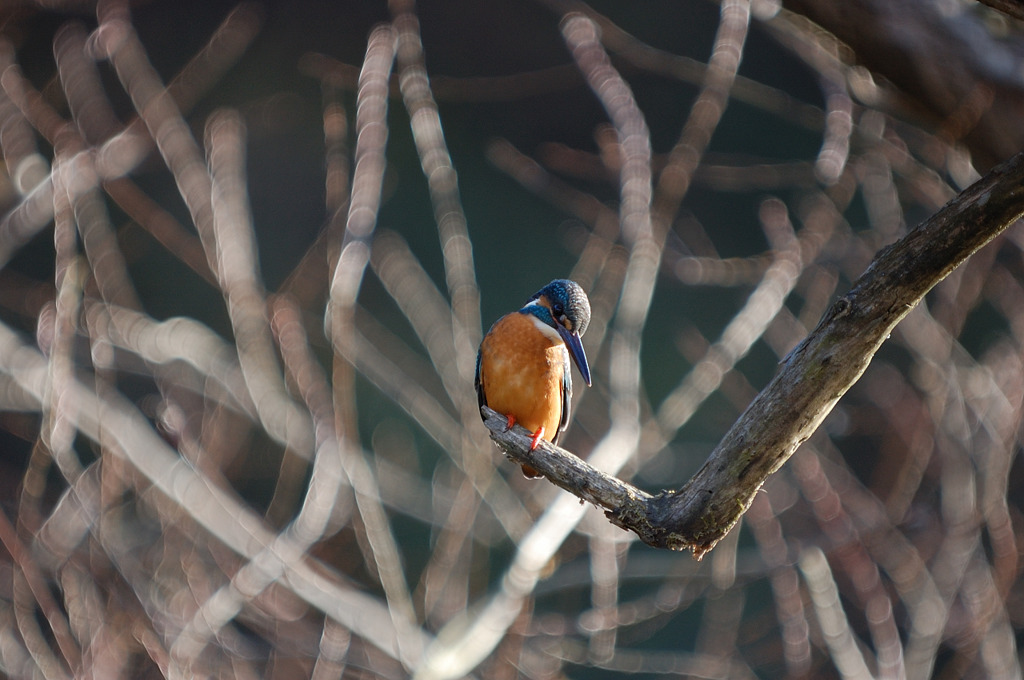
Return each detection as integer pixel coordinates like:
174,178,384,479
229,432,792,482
484,150,1024,557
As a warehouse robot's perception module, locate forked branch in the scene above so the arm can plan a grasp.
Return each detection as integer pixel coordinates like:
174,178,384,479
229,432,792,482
484,148,1024,558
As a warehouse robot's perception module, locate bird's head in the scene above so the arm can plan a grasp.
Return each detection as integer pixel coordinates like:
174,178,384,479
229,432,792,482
523,279,592,386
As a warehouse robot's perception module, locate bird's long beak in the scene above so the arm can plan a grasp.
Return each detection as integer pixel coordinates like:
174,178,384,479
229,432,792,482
557,324,592,386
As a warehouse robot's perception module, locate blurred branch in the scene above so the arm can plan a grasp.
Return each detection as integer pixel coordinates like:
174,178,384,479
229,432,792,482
655,199,806,436
486,149,1024,557
390,0,483,405
0,318,432,669
799,547,876,679
0,3,260,269
780,0,1024,169
977,0,1024,21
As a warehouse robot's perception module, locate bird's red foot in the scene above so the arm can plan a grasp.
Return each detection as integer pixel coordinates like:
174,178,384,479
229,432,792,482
523,427,545,478
503,414,517,432
529,426,545,452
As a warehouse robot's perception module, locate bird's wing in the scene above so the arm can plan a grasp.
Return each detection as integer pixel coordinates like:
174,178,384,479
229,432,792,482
475,348,487,415
552,345,572,445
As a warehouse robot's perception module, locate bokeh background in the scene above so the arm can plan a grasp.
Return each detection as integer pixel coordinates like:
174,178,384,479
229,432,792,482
2,0,1024,678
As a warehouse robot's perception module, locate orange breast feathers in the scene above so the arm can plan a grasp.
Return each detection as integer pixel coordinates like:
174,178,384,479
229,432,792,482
478,312,568,442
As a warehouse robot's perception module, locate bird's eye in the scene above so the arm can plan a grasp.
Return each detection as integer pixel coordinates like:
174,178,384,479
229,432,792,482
551,303,570,328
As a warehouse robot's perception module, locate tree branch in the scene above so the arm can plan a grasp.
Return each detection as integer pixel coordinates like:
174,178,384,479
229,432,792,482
977,0,1024,22
484,149,1024,558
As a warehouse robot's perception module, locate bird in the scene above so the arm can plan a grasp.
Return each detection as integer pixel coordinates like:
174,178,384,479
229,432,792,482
476,279,592,477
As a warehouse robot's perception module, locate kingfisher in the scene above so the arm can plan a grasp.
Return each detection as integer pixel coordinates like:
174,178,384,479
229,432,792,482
476,279,592,477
